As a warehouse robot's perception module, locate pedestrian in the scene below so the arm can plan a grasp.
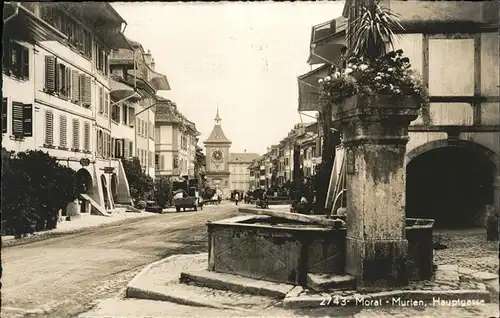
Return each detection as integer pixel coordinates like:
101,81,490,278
234,192,239,205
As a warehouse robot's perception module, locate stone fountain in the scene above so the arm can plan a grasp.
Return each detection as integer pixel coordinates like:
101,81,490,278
204,94,435,292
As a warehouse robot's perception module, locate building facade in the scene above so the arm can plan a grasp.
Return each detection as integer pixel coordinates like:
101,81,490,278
155,99,200,180
109,40,170,180
298,0,500,227
2,2,140,214
228,151,260,192
204,109,231,198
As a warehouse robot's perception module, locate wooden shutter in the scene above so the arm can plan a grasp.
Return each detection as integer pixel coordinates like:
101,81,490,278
12,102,23,137
60,115,67,147
124,138,130,158
111,137,115,158
82,76,91,107
129,141,134,157
45,111,54,145
44,55,56,92
103,132,107,158
2,98,7,133
99,86,103,113
160,155,165,170
104,92,109,116
65,67,71,98
72,119,80,150
72,70,79,102
84,122,90,151
128,107,135,127
21,47,29,80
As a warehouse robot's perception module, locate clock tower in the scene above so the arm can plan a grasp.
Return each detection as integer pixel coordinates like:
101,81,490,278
204,107,231,199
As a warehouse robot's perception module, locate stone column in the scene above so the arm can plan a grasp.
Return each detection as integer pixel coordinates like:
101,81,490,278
334,97,420,291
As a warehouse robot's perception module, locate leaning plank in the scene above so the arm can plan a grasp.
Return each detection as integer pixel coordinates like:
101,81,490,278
238,207,336,227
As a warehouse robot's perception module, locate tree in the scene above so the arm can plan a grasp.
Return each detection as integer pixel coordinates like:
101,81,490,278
2,149,78,236
121,157,154,202
346,0,404,61
154,176,172,208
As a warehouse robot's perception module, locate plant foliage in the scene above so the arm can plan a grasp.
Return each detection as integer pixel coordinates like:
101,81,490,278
2,149,78,236
121,157,154,203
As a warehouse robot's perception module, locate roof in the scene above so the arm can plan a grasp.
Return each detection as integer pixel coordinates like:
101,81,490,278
204,125,231,144
229,153,260,163
155,102,200,136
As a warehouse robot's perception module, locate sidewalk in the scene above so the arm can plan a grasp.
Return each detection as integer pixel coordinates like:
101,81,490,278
2,210,162,247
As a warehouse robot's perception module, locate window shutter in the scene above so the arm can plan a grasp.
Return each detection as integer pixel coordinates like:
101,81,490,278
21,47,29,80
65,67,71,98
128,107,135,127
2,98,7,133
72,118,80,150
84,122,90,151
12,102,23,137
129,141,133,157
111,137,115,158
160,155,165,170
124,138,130,158
45,111,54,145
83,76,91,107
103,132,107,158
44,55,56,92
99,86,103,113
104,92,109,116
71,70,79,102
60,115,67,147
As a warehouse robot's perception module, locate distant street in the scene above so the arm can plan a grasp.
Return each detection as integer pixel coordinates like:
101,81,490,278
1,203,240,318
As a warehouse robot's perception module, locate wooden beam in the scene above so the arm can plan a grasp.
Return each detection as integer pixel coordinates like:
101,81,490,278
429,96,500,103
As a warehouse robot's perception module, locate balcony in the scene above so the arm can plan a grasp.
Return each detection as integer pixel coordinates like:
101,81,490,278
109,77,141,101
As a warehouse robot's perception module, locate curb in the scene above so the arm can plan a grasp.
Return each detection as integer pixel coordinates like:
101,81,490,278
125,255,254,312
2,213,157,248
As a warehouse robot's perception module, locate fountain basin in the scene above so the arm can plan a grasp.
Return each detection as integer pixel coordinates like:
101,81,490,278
208,214,434,286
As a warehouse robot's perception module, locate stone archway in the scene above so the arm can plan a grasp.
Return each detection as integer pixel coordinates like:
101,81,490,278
101,175,110,210
76,168,93,194
110,173,118,202
406,140,498,229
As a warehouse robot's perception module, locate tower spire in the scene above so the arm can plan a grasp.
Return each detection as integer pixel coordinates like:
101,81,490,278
214,105,222,125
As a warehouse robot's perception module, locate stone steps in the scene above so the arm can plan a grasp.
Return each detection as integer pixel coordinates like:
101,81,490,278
306,273,356,292
180,270,295,299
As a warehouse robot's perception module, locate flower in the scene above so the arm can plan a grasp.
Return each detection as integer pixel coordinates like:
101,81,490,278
387,68,394,72
351,64,358,69
359,64,368,71
344,68,353,75
318,78,323,84
324,76,331,82
374,76,382,80
333,71,341,78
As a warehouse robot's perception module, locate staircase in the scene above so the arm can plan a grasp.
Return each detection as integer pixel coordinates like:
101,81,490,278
80,194,109,216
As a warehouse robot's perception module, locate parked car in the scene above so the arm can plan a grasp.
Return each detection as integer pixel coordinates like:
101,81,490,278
145,200,163,213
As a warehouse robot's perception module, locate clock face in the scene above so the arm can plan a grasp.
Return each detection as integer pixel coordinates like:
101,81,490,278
212,149,223,162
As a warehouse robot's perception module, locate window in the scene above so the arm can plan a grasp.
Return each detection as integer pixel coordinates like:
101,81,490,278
160,155,165,170
57,63,71,99
111,102,121,122
10,101,33,138
3,41,29,80
60,115,67,148
2,98,7,133
173,156,179,168
97,130,103,157
45,111,54,145
84,122,90,151
129,141,133,157
40,6,93,59
72,119,80,150
45,56,91,106
155,154,159,169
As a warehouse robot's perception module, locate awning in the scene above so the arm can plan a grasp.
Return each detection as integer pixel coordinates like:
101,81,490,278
109,78,141,101
297,64,330,112
4,4,67,43
307,16,348,65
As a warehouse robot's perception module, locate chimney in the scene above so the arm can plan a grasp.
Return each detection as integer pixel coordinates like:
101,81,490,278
151,58,155,70
244,149,247,153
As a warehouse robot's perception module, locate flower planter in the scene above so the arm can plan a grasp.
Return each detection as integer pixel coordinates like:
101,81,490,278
332,94,421,121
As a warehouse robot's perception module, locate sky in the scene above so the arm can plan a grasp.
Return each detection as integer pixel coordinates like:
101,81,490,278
112,1,345,154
